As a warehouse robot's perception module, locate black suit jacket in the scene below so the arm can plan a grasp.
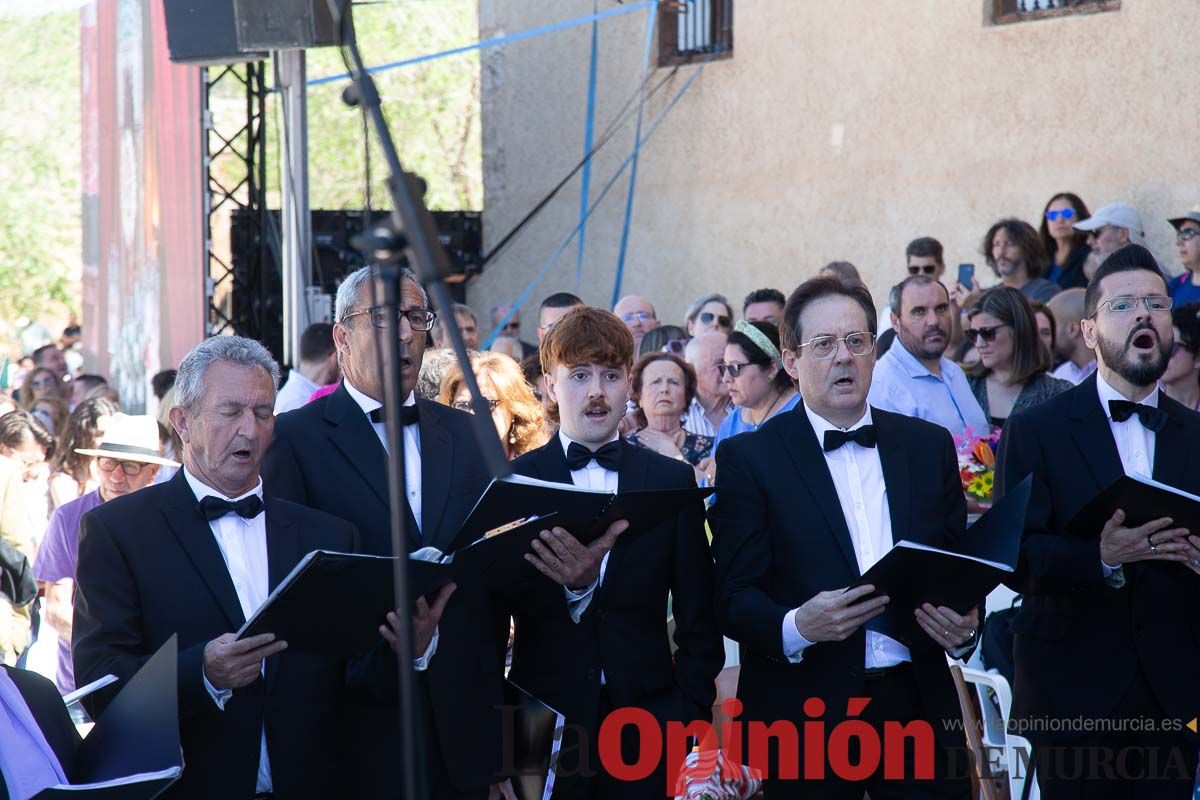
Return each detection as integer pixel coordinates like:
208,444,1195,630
709,404,970,743
71,472,358,800
505,438,723,734
0,666,80,799
995,374,1200,738
263,385,503,791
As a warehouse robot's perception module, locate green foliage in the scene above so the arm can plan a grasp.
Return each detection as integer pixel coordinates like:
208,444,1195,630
0,10,79,329
277,0,483,212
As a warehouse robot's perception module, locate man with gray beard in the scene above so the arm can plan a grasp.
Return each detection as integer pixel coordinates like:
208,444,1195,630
996,245,1200,800
868,275,988,437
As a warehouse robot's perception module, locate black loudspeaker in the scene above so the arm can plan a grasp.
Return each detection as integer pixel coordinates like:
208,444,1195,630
163,0,341,65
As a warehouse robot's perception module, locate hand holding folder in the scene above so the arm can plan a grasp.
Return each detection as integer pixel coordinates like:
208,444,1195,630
1068,473,1200,572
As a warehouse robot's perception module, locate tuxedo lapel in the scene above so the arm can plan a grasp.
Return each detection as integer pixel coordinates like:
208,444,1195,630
874,411,913,544
161,472,245,630
324,384,391,509
1067,376,1124,493
777,405,861,577
418,400,455,553
264,501,301,686
524,437,574,485
1152,394,1193,486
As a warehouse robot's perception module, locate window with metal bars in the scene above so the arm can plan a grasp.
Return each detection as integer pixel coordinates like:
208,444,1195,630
993,0,1120,25
658,0,732,67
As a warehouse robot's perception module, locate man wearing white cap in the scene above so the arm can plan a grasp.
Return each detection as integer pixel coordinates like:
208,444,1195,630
32,414,177,696
1072,201,1146,262
1165,210,1200,307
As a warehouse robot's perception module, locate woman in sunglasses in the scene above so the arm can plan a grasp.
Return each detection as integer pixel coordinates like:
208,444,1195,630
626,353,713,477
713,321,799,452
965,287,1071,429
438,351,549,460
685,293,734,338
1158,302,1200,412
1039,192,1091,289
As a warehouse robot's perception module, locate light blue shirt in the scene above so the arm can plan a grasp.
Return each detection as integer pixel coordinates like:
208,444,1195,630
868,340,989,437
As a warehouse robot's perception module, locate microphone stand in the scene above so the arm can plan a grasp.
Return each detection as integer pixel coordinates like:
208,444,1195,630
326,4,513,799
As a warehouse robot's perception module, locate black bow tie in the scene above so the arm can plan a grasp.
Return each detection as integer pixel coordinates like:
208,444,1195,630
823,425,878,452
566,440,622,472
1108,399,1167,432
199,494,265,522
369,404,420,426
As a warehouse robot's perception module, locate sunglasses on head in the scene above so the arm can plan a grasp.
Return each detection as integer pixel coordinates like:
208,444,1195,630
965,324,1009,343
1045,208,1077,222
699,312,731,328
907,264,938,276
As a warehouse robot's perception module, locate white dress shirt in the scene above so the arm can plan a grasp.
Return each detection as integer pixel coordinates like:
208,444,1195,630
343,380,423,533
558,431,619,621
273,369,320,415
188,469,273,794
781,406,912,669
1050,358,1097,386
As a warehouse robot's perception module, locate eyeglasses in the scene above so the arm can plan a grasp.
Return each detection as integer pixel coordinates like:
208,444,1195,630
699,311,732,328
717,362,754,379
907,264,938,276
97,457,148,476
1045,208,1077,222
1177,228,1200,242
662,339,686,356
342,306,438,332
965,324,1009,343
1085,226,1115,240
620,311,655,324
798,332,876,360
1092,295,1173,316
451,398,502,414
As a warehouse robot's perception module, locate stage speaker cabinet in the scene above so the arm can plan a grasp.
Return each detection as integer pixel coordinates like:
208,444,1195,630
232,0,342,52
162,1,342,65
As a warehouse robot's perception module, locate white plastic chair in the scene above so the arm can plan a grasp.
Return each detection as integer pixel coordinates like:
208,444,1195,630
949,655,1040,800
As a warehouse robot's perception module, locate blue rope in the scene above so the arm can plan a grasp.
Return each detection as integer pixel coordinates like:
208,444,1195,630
574,0,601,290
308,1,655,87
482,57,712,349
610,1,658,308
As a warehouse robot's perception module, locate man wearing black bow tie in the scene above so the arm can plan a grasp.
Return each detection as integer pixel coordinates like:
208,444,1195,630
72,336,375,799
711,276,976,799
504,307,723,799
996,245,1200,800
263,266,501,799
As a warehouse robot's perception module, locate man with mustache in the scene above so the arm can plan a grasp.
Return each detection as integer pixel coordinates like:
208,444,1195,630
502,306,723,798
983,218,1061,303
868,275,988,437
263,266,501,799
996,244,1200,799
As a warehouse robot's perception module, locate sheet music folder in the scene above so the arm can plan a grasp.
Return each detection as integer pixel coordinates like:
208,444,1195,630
853,475,1031,646
503,680,566,800
1065,472,1200,537
33,636,182,799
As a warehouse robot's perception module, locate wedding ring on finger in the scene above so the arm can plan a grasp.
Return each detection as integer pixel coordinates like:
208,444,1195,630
1148,536,1158,554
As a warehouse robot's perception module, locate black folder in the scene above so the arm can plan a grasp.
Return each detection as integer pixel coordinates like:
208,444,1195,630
235,551,453,657
502,680,566,800
33,637,182,799
459,474,714,547
854,475,1031,647
1066,473,1200,537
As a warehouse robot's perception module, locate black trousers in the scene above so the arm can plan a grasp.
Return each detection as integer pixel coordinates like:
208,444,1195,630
762,664,970,800
1033,665,1199,800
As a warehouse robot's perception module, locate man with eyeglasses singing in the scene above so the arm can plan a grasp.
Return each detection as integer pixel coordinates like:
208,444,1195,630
33,414,177,698
711,275,978,798
264,266,506,800
996,245,1200,800
1165,210,1200,308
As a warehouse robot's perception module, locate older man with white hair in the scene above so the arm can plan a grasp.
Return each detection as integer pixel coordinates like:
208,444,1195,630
1073,202,1146,261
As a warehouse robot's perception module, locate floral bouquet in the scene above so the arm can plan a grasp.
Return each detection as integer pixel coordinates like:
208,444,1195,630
953,427,1001,507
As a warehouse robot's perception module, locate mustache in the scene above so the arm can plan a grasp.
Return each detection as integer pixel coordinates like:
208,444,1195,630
585,401,612,414
922,326,946,339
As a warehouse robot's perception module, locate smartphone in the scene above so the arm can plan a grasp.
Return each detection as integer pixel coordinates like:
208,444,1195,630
957,263,975,289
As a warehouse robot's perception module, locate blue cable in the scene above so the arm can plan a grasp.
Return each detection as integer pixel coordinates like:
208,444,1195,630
309,1,655,87
575,0,601,291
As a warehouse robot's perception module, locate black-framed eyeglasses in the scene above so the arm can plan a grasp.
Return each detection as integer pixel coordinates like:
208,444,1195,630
452,398,502,414
964,324,1009,343
907,264,938,276
97,457,148,476
342,306,438,332
717,362,753,379
1091,295,1173,316
1177,228,1200,243
798,332,876,360
1085,225,1114,240
699,311,731,328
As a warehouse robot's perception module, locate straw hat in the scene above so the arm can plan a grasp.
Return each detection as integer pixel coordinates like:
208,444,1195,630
74,413,180,467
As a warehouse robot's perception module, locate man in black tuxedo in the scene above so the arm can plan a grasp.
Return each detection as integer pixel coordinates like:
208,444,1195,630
996,245,1200,800
262,266,501,799
710,276,978,799
71,336,428,799
503,306,723,799
0,665,78,798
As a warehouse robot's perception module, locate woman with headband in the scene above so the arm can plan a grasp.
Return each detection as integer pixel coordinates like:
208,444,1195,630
713,321,800,456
